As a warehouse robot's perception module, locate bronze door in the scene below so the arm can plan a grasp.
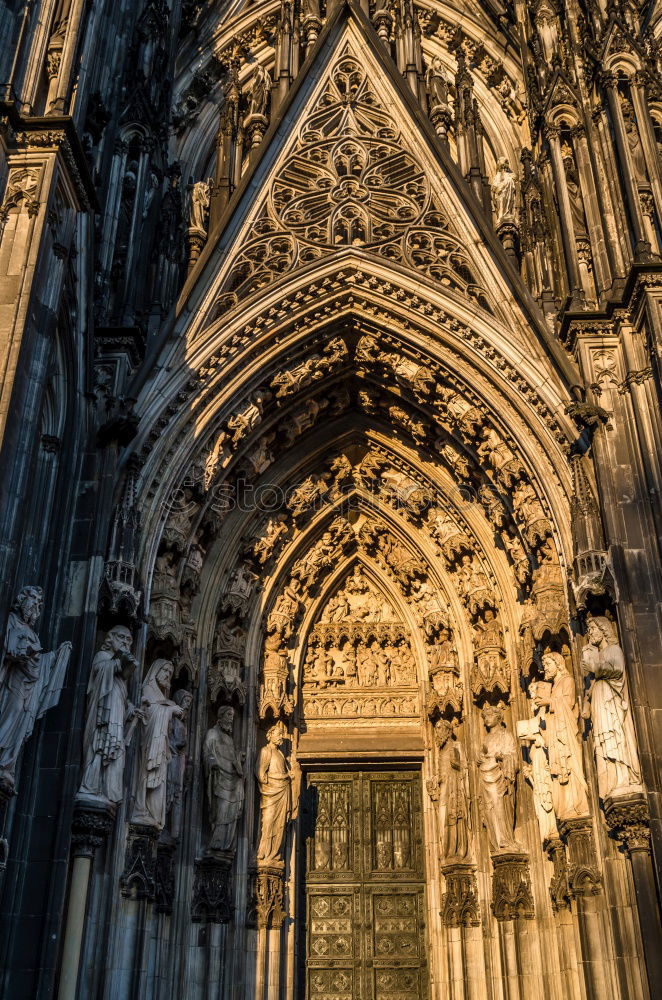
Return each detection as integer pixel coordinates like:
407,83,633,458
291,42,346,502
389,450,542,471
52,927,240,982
302,770,428,999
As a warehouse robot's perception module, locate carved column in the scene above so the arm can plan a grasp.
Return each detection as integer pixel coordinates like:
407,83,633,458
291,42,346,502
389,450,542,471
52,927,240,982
604,792,662,997
440,863,482,1000
57,802,115,1000
253,864,286,1000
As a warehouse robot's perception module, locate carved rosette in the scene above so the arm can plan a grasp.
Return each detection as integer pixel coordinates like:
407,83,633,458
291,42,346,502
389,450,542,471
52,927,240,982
440,863,480,927
191,853,234,923
544,836,570,912
254,864,286,929
490,852,535,921
71,801,116,859
558,818,602,898
603,791,651,856
120,824,159,900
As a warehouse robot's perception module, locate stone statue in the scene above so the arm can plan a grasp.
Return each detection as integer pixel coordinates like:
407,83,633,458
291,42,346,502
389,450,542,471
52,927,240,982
581,617,642,799
491,157,517,224
0,587,71,796
428,719,470,862
426,56,449,109
517,681,558,842
476,704,520,852
77,625,140,807
131,659,184,830
535,652,589,819
256,722,295,865
561,144,588,236
248,64,271,118
165,689,193,839
188,179,211,232
203,706,245,852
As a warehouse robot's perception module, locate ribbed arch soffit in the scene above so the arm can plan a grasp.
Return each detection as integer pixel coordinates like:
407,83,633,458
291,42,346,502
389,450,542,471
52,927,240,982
172,0,528,184
132,270,576,552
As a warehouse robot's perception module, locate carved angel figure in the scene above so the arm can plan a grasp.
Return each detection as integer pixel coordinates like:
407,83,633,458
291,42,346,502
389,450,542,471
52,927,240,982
0,587,71,795
581,617,642,799
77,625,140,807
204,706,245,852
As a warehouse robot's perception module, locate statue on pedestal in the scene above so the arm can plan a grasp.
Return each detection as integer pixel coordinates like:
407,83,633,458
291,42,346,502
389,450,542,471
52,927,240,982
131,659,184,830
0,587,71,796
428,719,471,862
203,706,245,852
165,689,193,839
476,704,520,852
581,617,642,799
491,157,517,224
77,625,140,808
256,722,296,865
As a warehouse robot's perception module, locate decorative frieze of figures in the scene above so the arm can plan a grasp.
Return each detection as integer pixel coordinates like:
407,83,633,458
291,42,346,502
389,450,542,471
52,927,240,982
455,553,495,617
270,338,347,398
581,617,643,801
356,334,434,402
220,562,258,616
301,568,420,721
0,587,71,798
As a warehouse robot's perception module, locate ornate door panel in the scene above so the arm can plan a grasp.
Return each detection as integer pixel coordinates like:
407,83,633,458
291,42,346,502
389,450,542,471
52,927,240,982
303,771,428,1000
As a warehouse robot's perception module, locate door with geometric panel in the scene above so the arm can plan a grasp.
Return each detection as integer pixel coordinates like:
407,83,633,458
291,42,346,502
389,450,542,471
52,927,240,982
300,770,429,999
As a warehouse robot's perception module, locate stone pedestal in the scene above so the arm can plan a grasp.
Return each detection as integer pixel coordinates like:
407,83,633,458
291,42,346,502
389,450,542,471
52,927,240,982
490,851,534,921
244,113,268,154
440,862,480,927
496,219,520,264
558,817,601,899
254,862,286,930
155,834,178,915
120,823,159,900
191,851,234,923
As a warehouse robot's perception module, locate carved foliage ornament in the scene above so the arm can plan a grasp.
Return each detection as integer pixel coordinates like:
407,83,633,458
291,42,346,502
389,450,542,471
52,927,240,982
212,48,491,316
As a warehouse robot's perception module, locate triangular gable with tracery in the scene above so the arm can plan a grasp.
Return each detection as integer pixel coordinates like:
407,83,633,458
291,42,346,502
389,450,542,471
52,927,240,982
207,40,493,321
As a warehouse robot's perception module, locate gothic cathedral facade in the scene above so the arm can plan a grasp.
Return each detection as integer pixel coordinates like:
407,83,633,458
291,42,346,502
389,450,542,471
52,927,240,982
0,0,661,997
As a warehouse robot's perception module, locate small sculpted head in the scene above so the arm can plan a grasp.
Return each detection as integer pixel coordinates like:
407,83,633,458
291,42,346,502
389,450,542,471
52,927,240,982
14,586,44,627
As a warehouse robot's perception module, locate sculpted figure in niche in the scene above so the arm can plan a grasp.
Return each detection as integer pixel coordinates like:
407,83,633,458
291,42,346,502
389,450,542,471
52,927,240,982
256,722,296,865
428,719,471,862
491,157,517,224
165,690,193,839
204,706,245,852
426,55,449,110
561,144,588,236
0,587,71,794
517,682,558,842
535,652,589,819
581,617,642,799
188,179,210,232
248,64,271,118
131,659,184,830
477,704,520,853
77,625,140,807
